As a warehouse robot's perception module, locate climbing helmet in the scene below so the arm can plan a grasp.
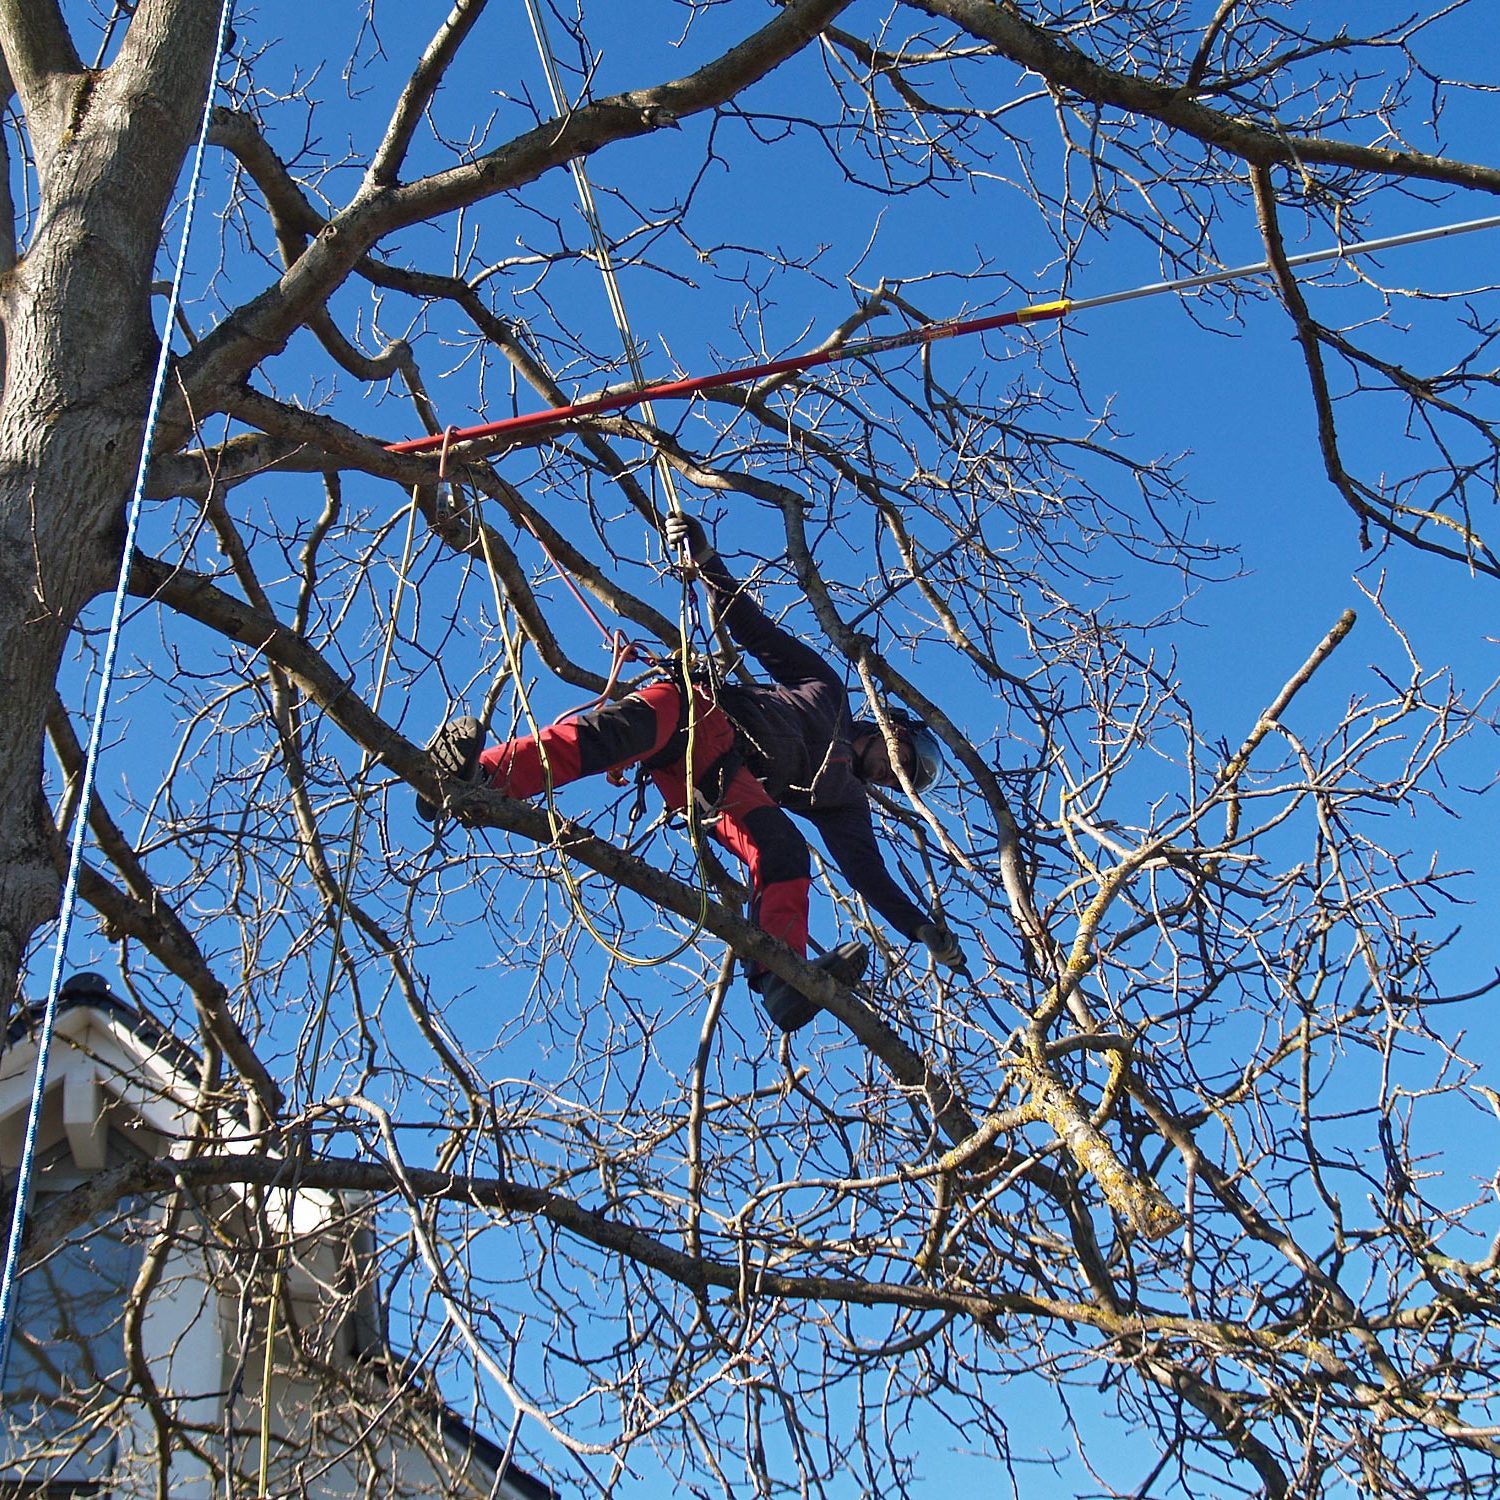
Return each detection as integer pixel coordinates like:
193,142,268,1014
854,707,945,793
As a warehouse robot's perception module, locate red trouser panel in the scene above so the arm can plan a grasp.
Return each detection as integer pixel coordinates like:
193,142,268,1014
479,680,811,965
651,760,812,965
477,678,690,798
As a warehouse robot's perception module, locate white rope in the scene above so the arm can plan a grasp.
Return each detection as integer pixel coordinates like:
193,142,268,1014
0,0,236,1385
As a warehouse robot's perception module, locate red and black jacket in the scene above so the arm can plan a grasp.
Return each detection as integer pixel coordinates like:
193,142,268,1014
700,553,930,942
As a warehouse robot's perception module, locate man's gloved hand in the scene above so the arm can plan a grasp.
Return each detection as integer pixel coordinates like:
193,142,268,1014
664,512,714,564
916,921,967,974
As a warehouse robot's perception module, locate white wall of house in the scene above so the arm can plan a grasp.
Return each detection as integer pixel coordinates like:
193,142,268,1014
0,988,552,1500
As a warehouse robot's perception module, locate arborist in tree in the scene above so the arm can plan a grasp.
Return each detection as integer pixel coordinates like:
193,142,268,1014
417,513,967,1031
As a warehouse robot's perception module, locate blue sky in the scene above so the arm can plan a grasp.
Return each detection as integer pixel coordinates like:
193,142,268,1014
35,1,1500,1494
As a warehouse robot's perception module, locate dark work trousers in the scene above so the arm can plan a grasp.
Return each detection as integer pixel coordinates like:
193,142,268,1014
477,679,812,976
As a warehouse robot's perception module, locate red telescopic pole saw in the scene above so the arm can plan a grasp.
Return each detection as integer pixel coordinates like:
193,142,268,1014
387,213,1500,458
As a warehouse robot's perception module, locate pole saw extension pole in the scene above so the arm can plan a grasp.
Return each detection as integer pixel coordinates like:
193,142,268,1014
387,213,1500,457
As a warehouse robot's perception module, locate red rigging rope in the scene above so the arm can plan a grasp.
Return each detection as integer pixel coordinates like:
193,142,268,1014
387,212,1500,458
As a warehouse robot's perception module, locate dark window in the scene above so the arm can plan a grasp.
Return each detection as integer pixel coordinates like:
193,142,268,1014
0,1155,145,1496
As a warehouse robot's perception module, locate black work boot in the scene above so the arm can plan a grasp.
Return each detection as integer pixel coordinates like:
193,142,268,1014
757,940,869,1034
416,716,485,821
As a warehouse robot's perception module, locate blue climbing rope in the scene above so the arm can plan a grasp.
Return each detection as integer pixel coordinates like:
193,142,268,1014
0,0,237,1388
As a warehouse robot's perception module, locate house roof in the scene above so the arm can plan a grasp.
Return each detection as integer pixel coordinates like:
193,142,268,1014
3,972,561,1500
6,970,202,1075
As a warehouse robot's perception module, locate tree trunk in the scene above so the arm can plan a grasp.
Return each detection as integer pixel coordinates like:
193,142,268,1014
0,0,221,1011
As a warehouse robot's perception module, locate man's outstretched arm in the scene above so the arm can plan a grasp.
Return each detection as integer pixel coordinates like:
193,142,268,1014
808,803,929,941
666,513,840,688
811,804,968,973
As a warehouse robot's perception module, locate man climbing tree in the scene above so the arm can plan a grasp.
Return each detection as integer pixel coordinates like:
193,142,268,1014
418,511,966,1030
12,1,1500,1494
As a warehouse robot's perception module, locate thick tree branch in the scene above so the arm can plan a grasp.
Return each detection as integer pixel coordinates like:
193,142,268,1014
174,0,856,409
911,0,1500,193
0,0,81,146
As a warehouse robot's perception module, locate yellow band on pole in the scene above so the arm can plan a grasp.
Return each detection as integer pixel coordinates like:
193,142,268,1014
1016,299,1072,323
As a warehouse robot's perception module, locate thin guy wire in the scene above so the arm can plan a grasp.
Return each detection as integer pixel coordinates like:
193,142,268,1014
519,0,685,517
0,0,236,1389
